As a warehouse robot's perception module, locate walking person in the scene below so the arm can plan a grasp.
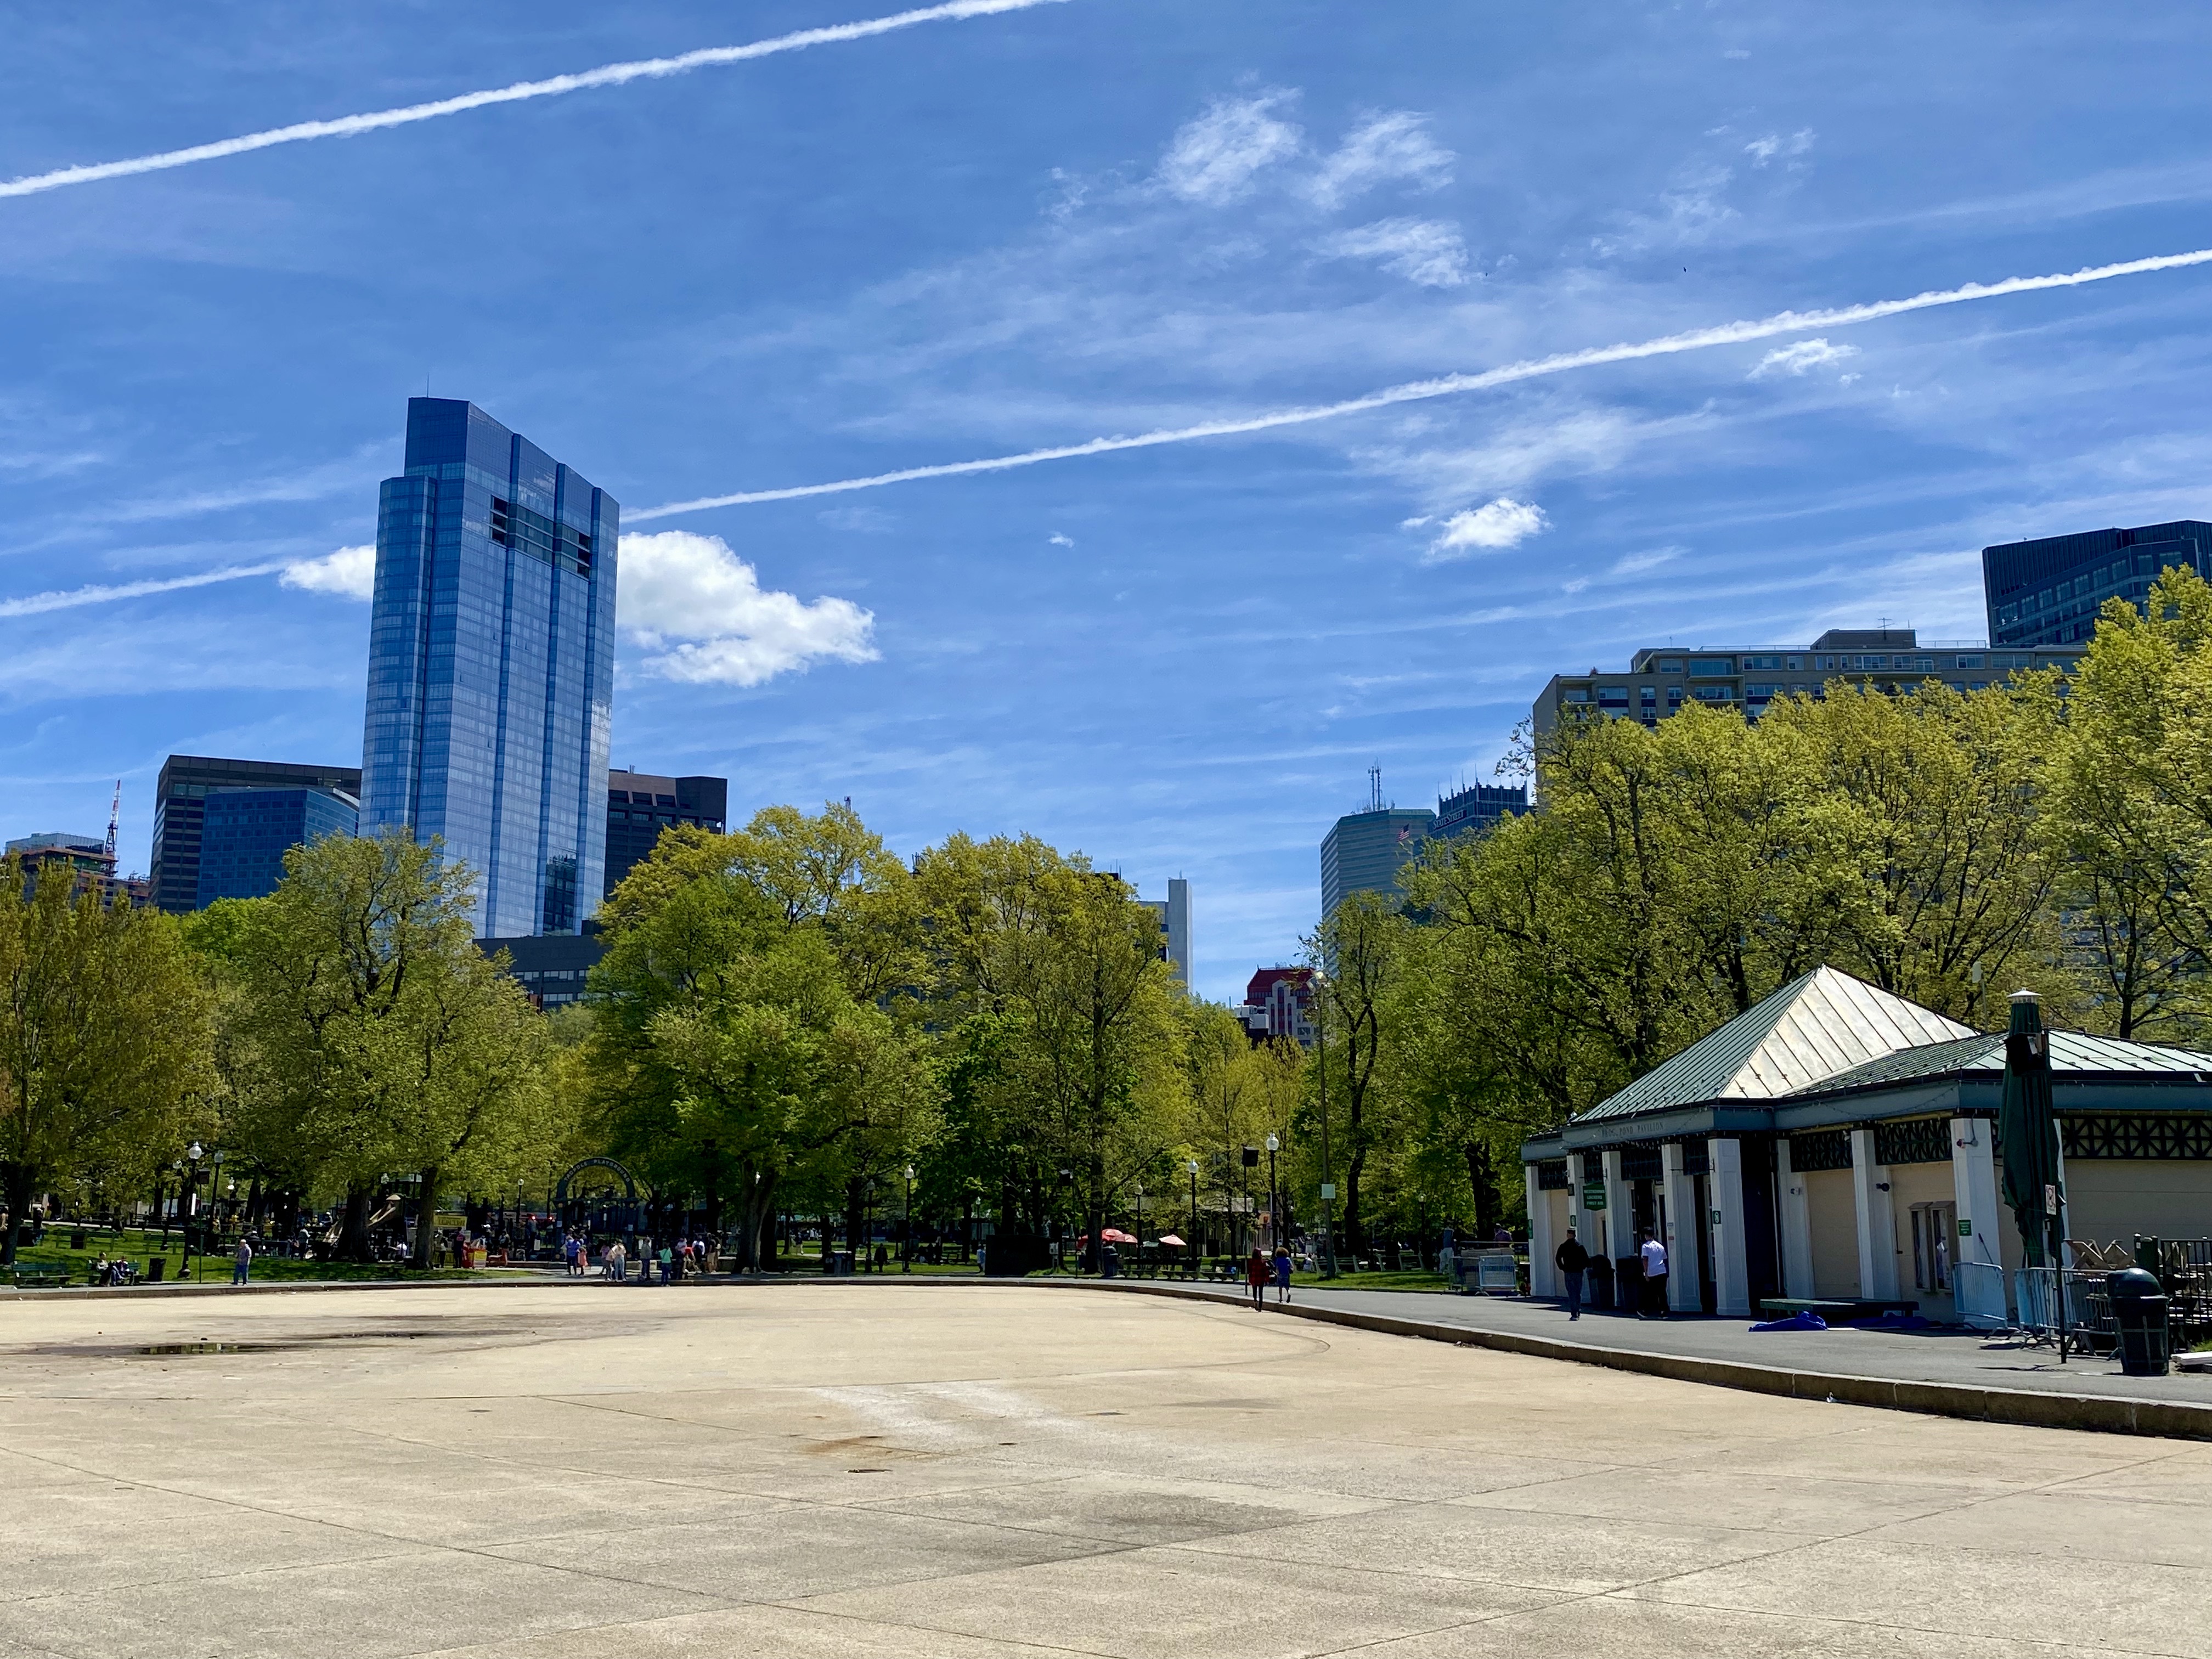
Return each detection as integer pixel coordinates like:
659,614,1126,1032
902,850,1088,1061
1554,1227,1589,1320
1272,1243,1293,1304
607,1239,626,1283
231,1237,253,1286
1638,1228,1669,1318
658,1241,674,1285
1244,1247,1268,1311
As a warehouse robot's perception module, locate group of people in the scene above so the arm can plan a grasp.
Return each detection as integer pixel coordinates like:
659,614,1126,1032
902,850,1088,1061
1242,1244,1295,1308
1551,1226,1671,1319
566,1233,714,1285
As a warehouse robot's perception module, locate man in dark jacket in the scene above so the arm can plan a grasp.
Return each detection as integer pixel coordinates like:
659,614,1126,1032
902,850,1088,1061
1554,1228,1590,1320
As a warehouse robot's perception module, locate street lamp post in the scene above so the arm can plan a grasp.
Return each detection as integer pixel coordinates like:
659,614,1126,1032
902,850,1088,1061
1314,970,1336,1278
180,1142,204,1280
1265,1133,1279,1252
902,1165,915,1273
1187,1159,1199,1264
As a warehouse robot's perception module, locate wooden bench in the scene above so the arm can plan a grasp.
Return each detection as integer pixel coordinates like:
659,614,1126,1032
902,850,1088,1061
7,1262,72,1289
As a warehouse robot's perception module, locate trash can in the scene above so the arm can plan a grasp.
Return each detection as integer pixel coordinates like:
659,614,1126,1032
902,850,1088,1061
144,1256,165,1282
2107,1267,2170,1376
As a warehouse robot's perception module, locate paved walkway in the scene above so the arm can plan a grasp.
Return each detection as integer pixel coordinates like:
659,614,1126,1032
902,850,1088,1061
3,1282,2209,1657
1090,1280,2212,1405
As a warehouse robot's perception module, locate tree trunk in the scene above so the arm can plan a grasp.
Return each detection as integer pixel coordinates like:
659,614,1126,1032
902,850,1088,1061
1463,1141,1499,1239
0,1161,32,1267
742,1170,779,1279
337,1184,373,1262
844,1174,867,1268
411,1167,441,1268
1344,1147,1366,1259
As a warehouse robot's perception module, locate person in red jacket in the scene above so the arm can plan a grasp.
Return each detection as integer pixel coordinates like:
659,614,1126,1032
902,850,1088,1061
1244,1247,1269,1311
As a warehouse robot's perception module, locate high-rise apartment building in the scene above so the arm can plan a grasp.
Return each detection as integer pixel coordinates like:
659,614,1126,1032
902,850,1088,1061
1983,521,2211,648
150,755,362,913
359,399,618,938
6,832,150,909
603,770,728,898
1139,878,1192,986
1531,627,2085,746
195,787,360,907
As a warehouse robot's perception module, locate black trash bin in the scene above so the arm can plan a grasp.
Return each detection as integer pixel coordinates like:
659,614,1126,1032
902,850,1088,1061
2107,1267,2170,1376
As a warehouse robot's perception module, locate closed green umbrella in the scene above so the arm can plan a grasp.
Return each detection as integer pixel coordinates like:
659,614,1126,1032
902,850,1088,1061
1996,988,2067,1355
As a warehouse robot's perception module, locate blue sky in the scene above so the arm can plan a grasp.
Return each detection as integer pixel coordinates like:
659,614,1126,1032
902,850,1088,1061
5,2,2212,1002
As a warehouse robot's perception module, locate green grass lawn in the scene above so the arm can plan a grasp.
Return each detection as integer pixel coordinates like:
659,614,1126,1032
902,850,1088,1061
5,1228,541,1288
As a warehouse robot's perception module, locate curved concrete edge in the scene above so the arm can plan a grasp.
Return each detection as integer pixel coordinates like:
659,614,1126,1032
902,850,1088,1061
1047,1277,2212,1443
0,1273,565,1304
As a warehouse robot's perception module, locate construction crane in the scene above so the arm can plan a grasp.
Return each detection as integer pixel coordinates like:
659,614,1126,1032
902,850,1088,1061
104,780,121,860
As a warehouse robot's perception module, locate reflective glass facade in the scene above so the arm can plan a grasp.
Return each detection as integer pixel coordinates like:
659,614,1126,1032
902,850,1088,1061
194,787,359,907
151,755,362,913
359,399,617,937
1983,521,2211,648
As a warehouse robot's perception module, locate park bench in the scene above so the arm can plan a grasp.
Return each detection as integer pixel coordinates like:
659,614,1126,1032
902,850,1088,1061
7,1262,72,1289
1757,1296,1923,1321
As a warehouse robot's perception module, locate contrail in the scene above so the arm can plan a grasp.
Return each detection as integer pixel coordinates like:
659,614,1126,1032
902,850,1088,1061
0,563,286,618
0,0,1068,201
630,244,2212,520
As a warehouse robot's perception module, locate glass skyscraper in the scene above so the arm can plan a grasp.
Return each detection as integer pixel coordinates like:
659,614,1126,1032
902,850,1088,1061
359,399,618,937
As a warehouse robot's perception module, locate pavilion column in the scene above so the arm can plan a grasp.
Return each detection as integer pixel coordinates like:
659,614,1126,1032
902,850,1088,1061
1776,1136,1815,1297
1600,1148,1633,1268
1948,1115,2005,1325
1707,1138,1752,1317
1566,1152,1588,1259
1660,1142,1700,1313
1850,1127,1900,1299
1526,1162,1556,1299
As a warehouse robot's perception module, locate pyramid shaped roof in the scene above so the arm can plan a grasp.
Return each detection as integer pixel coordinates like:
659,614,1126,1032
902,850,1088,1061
1576,966,1974,1125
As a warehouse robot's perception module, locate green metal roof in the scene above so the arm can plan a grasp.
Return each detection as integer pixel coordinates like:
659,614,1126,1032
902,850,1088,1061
1575,967,1974,1125
1795,1029,2212,1096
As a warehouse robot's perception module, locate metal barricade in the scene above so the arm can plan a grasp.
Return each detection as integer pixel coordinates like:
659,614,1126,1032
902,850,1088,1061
2012,1267,2113,1350
1953,1261,2010,1330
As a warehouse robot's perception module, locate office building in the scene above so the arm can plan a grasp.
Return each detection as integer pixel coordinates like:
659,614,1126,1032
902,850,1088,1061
359,399,618,938
1531,628,2086,746
1320,805,1434,921
1431,782,1528,843
1138,878,1192,987
1983,520,2211,648
481,932,602,1011
151,755,362,913
604,770,729,897
1237,966,1314,1047
194,787,359,907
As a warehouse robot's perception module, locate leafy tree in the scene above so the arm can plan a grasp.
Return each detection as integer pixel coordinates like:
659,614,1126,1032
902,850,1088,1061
1307,891,1410,1256
0,861,213,1263
233,829,559,1262
589,805,938,1267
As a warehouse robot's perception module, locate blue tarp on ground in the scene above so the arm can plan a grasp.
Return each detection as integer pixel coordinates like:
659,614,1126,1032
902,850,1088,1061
1750,1310,1828,1332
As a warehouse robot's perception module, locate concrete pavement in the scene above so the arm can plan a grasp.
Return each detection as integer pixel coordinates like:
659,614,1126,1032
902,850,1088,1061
1,1281,2209,1657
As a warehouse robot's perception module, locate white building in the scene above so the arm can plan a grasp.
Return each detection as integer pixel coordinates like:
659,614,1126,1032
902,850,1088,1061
1520,967,2212,1321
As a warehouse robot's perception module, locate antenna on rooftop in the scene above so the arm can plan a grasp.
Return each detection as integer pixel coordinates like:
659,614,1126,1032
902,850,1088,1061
104,780,120,860
1367,766,1384,812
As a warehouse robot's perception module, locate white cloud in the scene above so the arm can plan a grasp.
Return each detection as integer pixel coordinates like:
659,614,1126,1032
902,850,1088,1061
618,529,876,687
279,543,376,599
1307,111,1454,208
1314,218,1469,287
1745,128,1815,166
1749,337,1859,379
1155,92,1302,206
1048,532,1074,547
1562,577,1590,594
1609,547,1679,576
1423,498,1548,562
